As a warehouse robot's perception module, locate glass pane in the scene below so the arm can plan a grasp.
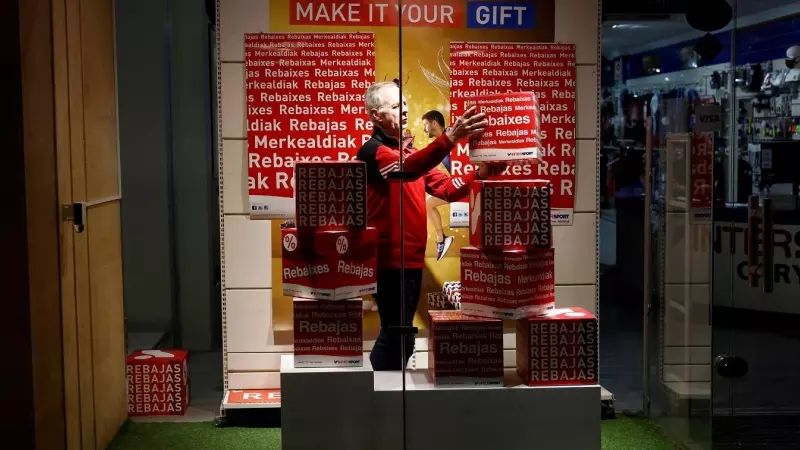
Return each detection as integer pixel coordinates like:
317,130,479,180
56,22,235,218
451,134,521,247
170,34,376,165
712,0,800,446
398,1,599,449
604,5,727,448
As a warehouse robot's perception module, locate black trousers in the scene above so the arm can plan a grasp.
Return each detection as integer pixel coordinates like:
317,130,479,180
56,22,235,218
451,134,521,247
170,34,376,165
369,268,423,371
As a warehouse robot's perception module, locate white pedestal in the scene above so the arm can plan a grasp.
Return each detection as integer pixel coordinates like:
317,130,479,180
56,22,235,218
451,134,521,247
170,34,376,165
373,369,601,450
280,354,374,450
280,357,600,450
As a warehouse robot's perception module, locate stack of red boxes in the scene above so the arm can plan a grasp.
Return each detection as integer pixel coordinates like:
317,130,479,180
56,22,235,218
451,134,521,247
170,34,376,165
428,179,558,387
460,179,555,319
282,161,377,368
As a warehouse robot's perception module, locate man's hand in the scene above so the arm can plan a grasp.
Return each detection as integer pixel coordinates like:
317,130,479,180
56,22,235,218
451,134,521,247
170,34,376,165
477,162,508,179
446,106,488,143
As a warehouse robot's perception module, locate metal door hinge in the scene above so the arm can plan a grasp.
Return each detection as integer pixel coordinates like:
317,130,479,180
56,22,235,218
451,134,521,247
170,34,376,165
62,202,85,233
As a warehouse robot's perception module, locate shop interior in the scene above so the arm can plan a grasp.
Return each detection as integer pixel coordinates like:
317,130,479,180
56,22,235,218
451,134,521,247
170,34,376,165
8,0,800,448
600,1,800,446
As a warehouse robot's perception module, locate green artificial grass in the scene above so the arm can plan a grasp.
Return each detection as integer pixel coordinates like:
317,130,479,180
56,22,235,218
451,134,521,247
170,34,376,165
109,415,679,450
601,415,679,450
108,422,281,450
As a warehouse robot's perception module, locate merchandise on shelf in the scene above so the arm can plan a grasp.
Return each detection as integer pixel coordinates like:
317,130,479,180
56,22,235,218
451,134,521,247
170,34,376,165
516,307,598,387
293,298,363,368
126,349,189,416
428,310,503,387
443,280,462,306
460,246,555,319
281,227,377,300
451,291,462,310
428,292,449,309
294,161,367,229
429,281,462,310
469,179,552,249
463,92,542,164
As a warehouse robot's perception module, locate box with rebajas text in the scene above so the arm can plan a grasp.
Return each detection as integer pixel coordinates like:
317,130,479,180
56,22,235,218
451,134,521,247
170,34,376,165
428,310,503,387
465,92,541,164
126,349,189,416
469,180,551,250
293,298,363,368
516,307,598,387
281,227,377,300
460,246,555,319
294,161,367,230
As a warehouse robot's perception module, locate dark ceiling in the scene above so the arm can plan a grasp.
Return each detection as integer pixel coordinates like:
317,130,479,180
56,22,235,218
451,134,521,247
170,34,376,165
603,0,690,15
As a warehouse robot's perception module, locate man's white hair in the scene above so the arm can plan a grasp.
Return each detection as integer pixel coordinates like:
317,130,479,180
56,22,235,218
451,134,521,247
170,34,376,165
364,81,398,114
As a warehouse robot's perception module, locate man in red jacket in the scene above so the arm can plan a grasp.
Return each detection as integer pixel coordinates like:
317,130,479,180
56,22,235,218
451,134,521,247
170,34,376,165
357,81,504,370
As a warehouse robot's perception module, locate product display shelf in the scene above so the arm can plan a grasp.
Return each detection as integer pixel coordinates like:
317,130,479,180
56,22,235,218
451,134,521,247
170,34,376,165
220,335,617,417
373,371,600,450
279,354,600,450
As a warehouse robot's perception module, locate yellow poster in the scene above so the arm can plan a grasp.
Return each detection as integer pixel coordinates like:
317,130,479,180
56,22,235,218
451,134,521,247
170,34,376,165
264,0,557,341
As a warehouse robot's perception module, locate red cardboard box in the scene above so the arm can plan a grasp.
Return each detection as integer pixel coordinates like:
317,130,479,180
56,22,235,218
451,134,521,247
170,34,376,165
281,227,377,300
465,92,541,164
428,310,503,387
293,298,363,368
294,161,367,229
460,247,554,319
469,180,552,249
516,307,598,386
126,349,189,416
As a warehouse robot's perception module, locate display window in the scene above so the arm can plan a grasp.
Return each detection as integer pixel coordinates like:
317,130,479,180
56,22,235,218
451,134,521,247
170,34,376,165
219,1,601,445
14,0,800,446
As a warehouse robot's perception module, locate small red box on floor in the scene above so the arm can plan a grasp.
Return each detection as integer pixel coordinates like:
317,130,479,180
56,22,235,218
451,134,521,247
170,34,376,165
428,310,504,387
281,227,377,300
516,307,598,386
294,161,367,230
459,246,555,319
126,349,189,416
469,180,552,250
293,298,363,368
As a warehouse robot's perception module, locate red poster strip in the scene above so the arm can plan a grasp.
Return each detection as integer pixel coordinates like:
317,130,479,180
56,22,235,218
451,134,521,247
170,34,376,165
691,133,713,209
449,42,576,215
245,32,376,218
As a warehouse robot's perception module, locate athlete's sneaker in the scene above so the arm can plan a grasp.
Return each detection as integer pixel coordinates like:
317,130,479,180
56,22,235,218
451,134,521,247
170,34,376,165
436,235,455,261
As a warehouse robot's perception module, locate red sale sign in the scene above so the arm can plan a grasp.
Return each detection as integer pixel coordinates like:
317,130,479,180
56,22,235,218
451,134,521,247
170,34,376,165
449,42,576,225
464,92,541,163
245,32,376,218
691,133,713,210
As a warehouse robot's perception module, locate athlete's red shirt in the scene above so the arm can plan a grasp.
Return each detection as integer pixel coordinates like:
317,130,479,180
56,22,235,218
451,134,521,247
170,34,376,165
357,128,476,269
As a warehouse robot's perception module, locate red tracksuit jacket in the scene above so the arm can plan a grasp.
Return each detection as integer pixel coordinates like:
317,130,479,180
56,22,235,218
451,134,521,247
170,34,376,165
357,128,476,269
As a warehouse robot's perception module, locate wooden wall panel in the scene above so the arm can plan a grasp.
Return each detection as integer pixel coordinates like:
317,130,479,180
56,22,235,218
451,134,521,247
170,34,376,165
3,0,36,447
19,0,68,448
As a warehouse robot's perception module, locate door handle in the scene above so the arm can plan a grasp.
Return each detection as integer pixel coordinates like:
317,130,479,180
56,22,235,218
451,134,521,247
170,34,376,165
715,354,749,379
762,197,774,294
746,195,775,293
747,195,760,287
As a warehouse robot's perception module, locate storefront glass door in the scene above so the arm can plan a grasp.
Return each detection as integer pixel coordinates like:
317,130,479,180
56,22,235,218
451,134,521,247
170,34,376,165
710,1,800,447
646,1,800,447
